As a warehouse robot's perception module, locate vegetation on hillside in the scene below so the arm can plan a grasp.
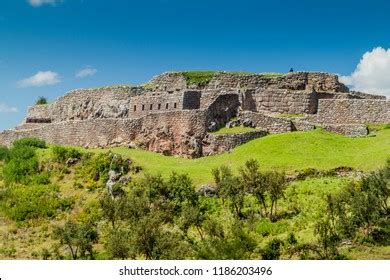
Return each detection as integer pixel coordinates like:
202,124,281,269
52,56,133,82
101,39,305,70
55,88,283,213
107,128,390,185
0,136,389,260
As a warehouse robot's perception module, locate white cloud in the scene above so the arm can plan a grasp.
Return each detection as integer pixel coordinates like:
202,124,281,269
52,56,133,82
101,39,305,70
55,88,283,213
27,0,62,7
340,47,390,97
18,71,61,87
76,67,97,78
0,103,18,113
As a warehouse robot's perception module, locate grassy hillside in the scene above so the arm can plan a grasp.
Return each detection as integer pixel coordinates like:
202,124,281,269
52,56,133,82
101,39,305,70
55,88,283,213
0,130,389,260
103,128,390,185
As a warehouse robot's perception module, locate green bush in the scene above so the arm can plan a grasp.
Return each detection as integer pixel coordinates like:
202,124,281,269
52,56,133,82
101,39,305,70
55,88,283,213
0,184,73,221
181,71,217,86
77,152,131,184
2,145,39,185
52,146,82,163
13,138,47,149
31,172,51,185
0,146,10,161
35,96,48,105
261,238,284,260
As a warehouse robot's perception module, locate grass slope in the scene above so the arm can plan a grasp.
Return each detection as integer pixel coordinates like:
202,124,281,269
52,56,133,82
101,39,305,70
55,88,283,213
106,128,390,185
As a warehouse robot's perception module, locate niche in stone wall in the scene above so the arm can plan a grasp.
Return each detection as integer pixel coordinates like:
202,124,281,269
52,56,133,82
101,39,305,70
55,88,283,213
183,91,201,110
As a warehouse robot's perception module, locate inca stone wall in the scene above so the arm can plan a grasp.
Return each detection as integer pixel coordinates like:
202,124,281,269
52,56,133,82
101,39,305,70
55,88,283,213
129,92,183,118
1,71,389,158
26,87,145,122
249,89,317,114
1,110,208,157
322,124,369,137
205,72,348,92
317,99,389,124
238,111,293,133
202,130,267,156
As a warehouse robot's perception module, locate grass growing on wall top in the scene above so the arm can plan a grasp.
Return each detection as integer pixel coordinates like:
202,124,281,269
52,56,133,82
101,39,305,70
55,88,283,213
104,128,390,185
211,126,258,135
181,71,217,86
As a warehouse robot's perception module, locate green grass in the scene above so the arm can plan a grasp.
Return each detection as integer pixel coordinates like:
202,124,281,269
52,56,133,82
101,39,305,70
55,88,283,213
100,128,390,185
181,71,217,86
367,123,390,133
179,71,286,86
227,72,285,78
211,126,258,135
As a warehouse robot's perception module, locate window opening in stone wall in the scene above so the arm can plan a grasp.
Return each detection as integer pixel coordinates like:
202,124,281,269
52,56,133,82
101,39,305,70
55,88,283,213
174,102,177,109
134,105,136,111
158,104,161,110
142,104,145,111
150,104,153,110
166,103,169,109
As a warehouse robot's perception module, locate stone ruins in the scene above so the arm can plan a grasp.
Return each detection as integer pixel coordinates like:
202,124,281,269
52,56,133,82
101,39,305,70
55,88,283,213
0,71,389,157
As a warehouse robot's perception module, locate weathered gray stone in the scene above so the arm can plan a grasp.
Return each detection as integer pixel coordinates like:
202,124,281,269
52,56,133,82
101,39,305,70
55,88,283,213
66,158,79,167
323,124,368,137
197,185,217,197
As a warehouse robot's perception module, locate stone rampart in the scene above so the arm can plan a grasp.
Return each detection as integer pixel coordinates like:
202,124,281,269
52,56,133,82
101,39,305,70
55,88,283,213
202,130,267,156
317,99,390,124
322,124,368,137
238,111,292,133
251,89,317,114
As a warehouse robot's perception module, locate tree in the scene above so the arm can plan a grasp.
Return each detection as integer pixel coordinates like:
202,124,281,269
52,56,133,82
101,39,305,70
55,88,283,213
100,193,128,230
314,218,341,259
105,228,132,260
261,238,284,260
239,159,268,217
167,172,199,211
213,165,245,218
35,96,48,105
53,221,98,260
179,204,206,240
265,171,287,220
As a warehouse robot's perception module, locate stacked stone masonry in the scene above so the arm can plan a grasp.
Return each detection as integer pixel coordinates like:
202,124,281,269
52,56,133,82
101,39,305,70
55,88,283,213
0,71,389,157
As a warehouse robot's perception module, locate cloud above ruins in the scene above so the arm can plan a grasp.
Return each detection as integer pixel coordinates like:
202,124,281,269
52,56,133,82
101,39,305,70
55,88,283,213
27,0,63,7
76,67,97,79
340,47,390,97
0,103,18,113
18,71,61,87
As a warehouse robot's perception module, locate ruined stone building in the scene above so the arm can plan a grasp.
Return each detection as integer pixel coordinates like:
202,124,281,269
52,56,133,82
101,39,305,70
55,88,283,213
0,71,389,157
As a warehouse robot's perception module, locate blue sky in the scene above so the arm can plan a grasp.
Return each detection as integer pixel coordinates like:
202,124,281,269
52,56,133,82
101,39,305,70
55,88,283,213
0,0,389,130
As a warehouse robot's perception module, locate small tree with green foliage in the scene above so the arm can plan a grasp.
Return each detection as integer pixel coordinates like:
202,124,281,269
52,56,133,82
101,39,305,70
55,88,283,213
35,96,48,105
213,165,245,218
239,159,268,217
53,221,98,260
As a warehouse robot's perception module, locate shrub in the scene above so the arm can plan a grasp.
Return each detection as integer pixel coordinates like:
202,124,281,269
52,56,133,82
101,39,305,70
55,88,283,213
0,146,9,161
105,229,131,259
2,145,39,185
52,146,82,163
0,184,73,221
261,238,284,260
35,96,48,105
53,220,98,260
32,172,51,185
13,138,47,149
78,152,131,184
